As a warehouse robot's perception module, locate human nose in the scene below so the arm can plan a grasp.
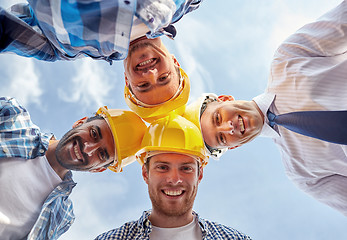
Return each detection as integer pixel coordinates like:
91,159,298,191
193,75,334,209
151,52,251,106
166,169,183,185
83,141,100,157
142,68,158,81
220,120,234,135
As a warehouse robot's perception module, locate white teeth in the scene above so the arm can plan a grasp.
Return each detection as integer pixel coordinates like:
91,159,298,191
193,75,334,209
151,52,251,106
164,190,183,196
74,145,82,160
239,117,245,132
138,59,153,66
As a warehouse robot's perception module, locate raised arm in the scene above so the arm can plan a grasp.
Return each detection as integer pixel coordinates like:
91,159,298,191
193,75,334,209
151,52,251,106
0,4,63,61
274,0,347,59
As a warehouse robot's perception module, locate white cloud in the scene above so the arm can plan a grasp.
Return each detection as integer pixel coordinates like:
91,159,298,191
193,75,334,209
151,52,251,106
171,17,215,101
59,174,129,239
0,55,42,106
57,59,116,109
267,3,314,55
0,0,23,9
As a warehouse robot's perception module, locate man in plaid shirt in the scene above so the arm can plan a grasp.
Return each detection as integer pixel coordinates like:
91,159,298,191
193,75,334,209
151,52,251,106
95,114,251,240
0,0,200,112
0,0,202,63
0,97,146,240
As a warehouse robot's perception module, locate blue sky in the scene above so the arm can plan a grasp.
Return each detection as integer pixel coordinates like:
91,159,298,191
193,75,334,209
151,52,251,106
1,0,347,239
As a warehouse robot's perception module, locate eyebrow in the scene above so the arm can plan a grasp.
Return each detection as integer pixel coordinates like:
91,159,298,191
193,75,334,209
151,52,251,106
95,125,103,139
153,161,197,166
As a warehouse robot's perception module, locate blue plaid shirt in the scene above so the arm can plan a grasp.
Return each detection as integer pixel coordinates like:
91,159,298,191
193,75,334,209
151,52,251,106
95,210,252,240
0,0,202,63
0,97,76,240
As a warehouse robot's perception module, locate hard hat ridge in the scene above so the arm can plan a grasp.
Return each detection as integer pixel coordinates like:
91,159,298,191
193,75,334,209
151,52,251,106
96,106,147,172
136,113,208,167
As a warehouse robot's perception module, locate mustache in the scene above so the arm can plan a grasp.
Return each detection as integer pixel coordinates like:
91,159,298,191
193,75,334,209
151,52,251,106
128,42,154,57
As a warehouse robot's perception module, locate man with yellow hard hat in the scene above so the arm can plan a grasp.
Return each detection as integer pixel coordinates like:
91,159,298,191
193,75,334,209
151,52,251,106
1,0,195,121
95,113,252,240
0,97,146,239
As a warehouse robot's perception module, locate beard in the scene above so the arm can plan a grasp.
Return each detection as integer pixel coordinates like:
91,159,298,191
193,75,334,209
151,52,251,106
127,41,154,59
55,128,90,171
148,184,198,218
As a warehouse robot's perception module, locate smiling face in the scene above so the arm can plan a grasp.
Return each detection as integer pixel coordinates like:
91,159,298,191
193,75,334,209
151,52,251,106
143,153,202,220
123,37,180,105
200,99,264,149
55,117,115,172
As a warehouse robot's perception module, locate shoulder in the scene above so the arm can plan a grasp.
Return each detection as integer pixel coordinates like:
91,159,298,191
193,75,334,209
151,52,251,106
201,218,252,240
94,220,143,240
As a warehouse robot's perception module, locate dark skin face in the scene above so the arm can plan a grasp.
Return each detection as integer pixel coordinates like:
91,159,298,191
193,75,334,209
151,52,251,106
46,117,115,179
123,37,180,105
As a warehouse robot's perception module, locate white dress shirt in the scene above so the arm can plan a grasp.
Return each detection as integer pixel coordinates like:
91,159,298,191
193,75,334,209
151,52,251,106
256,0,347,216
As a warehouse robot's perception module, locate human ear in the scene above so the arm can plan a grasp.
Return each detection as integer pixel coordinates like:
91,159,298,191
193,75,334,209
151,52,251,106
217,95,235,102
72,117,88,128
89,167,107,173
172,55,180,67
142,165,149,184
124,73,129,87
197,166,203,183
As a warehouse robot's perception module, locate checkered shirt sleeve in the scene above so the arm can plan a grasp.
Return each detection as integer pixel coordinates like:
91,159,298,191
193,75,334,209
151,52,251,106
1,0,203,63
0,97,51,159
27,172,76,240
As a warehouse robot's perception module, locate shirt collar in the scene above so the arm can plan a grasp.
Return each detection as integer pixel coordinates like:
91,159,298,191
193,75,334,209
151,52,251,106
138,210,209,236
252,93,280,138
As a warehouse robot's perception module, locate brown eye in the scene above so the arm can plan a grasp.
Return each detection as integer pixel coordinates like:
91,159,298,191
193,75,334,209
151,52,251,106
158,74,169,83
156,164,169,171
215,112,221,126
90,128,98,140
219,133,226,146
99,150,106,161
181,166,194,173
137,82,151,91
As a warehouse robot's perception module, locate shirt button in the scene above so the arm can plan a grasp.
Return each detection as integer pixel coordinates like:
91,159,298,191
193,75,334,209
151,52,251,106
50,230,54,237
39,149,45,154
3,147,9,153
28,150,32,157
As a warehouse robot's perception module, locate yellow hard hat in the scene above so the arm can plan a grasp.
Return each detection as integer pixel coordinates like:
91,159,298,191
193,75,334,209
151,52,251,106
96,106,147,172
136,113,208,167
124,67,190,123
183,93,228,159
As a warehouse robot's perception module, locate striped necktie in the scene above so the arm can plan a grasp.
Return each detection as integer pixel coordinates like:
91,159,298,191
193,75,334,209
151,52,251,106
267,110,347,145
